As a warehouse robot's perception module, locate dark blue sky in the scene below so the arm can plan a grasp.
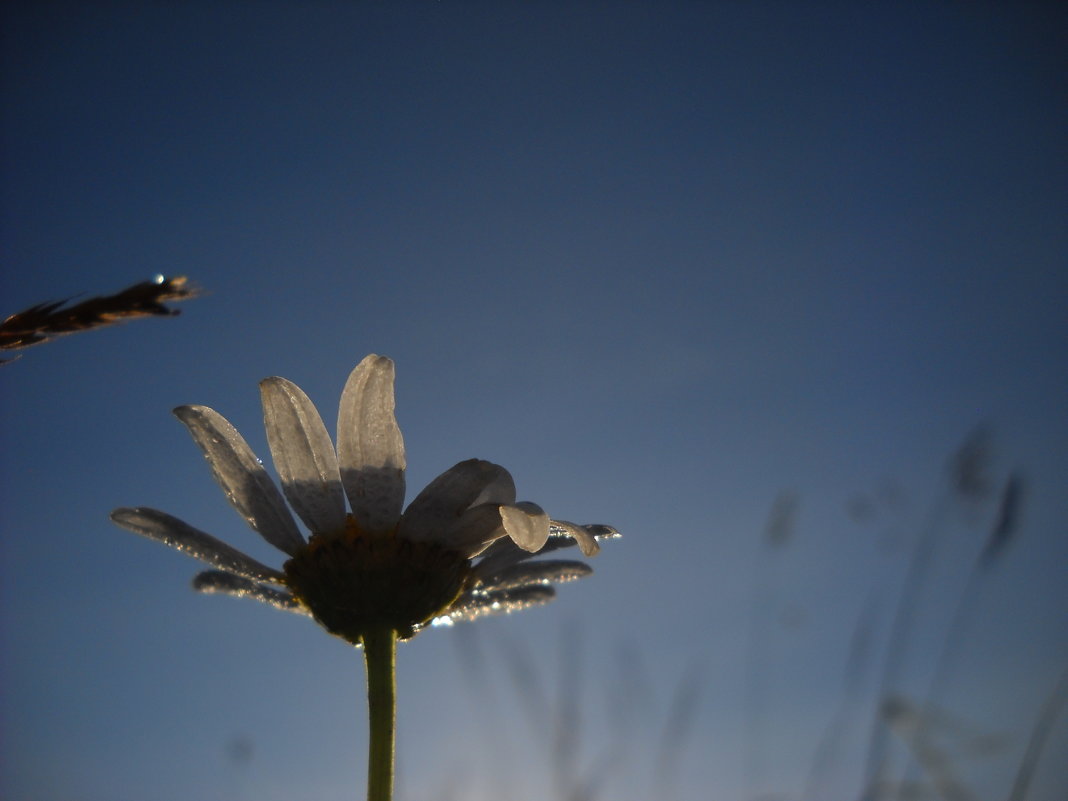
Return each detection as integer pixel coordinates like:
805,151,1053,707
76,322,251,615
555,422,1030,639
2,4,1066,800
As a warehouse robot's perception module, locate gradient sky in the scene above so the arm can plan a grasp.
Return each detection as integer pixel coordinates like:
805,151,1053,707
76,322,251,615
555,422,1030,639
2,4,1066,801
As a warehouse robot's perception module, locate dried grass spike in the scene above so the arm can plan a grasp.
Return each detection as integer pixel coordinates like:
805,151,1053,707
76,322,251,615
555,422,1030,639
0,274,198,361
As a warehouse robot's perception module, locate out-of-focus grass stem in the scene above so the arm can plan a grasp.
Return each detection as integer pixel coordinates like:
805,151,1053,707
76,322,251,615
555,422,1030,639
800,599,878,801
896,471,1026,798
860,495,949,799
862,426,995,799
1007,663,1068,801
744,491,798,799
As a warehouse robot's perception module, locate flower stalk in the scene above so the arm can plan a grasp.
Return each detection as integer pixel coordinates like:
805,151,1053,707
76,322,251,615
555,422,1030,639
363,628,397,801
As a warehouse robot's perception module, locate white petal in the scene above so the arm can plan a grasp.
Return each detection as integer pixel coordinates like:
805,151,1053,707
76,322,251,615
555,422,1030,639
443,503,507,557
398,459,513,543
192,571,311,616
174,405,305,556
111,507,286,583
500,501,550,552
468,468,517,507
336,355,406,535
260,377,346,536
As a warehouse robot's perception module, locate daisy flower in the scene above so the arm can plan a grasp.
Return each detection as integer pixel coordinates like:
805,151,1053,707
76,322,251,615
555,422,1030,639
110,354,616,801
111,353,615,642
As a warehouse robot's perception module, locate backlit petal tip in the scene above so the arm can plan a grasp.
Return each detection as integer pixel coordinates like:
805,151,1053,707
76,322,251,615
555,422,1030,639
586,524,621,541
337,354,406,534
111,507,286,584
400,459,515,542
260,377,346,536
501,501,550,552
192,570,310,616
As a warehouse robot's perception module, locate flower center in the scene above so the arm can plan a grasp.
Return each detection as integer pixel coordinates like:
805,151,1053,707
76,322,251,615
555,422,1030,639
282,517,471,644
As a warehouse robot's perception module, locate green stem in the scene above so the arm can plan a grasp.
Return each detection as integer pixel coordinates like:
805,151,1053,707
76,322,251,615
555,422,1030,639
362,628,397,801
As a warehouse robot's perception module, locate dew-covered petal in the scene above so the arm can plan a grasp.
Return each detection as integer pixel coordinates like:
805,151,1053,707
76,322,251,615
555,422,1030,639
399,459,514,543
192,570,311,616
549,519,601,557
470,537,530,578
476,559,592,591
582,524,622,542
336,355,406,535
470,535,563,577
260,377,346,536
111,507,286,583
501,501,550,552
433,585,557,625
475,521,616,576
174,405,305,555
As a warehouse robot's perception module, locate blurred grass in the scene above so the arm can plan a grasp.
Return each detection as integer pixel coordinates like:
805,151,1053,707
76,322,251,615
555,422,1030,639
432,425,1063,801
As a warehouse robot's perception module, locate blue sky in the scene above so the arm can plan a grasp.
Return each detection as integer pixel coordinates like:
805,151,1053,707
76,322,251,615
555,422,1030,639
2,3,1066,800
